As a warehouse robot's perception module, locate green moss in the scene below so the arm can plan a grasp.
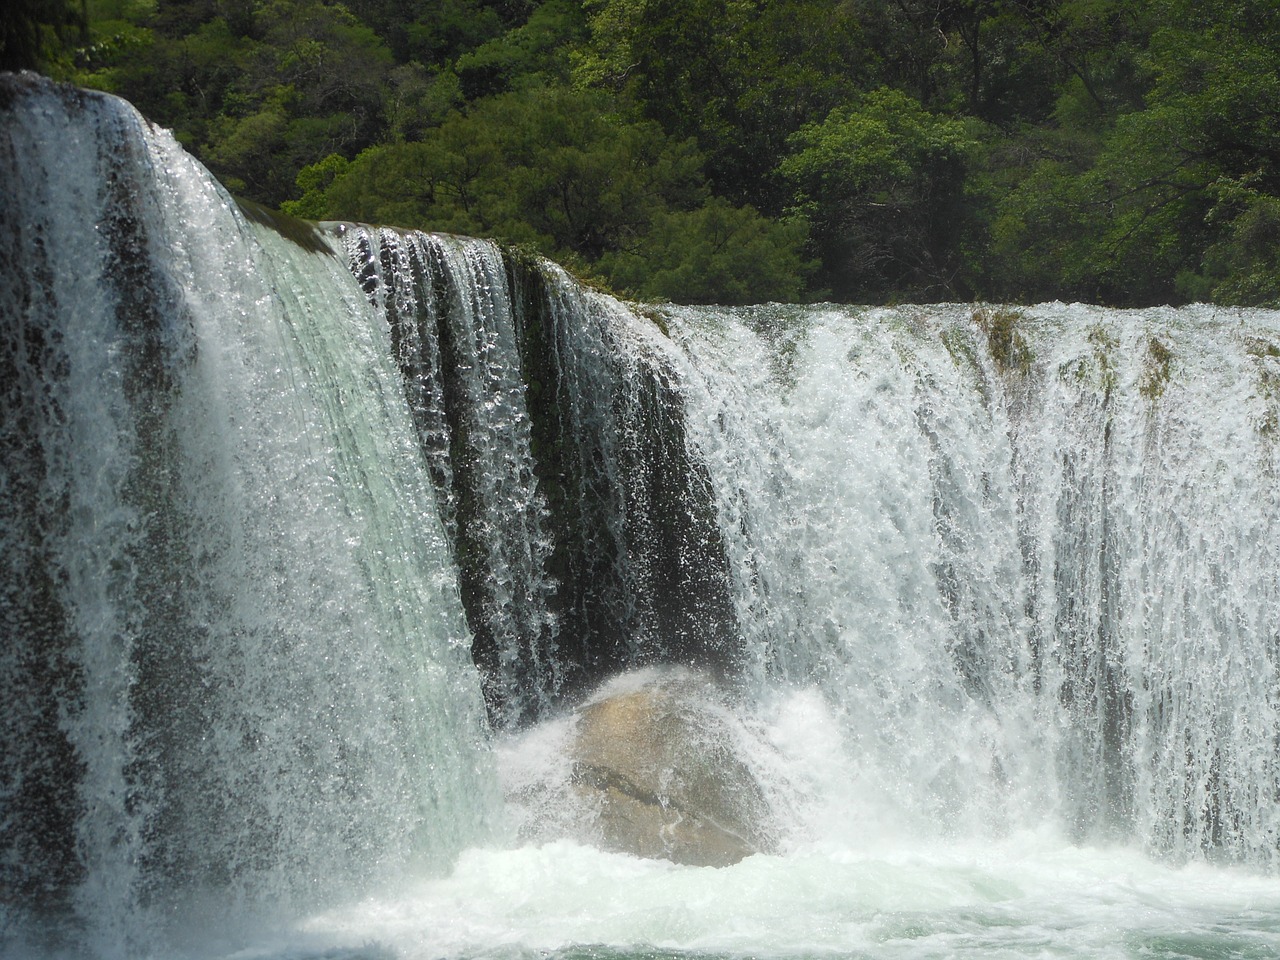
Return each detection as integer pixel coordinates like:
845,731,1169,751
1253,367,1280,403
1094,331,1118,397
942,325,979,373
1244,336,1280,361
1257,409,1278,437
234,198,332,255
636,305,671,337
941,324,993,405
1139,336,1173,400
1061,323,1119,398
502,241,546,274
1087,324,1118,353
1243,336,1280,436
973,305,1033,375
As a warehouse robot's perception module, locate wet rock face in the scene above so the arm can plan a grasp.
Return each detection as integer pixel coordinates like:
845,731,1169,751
570,670,775,867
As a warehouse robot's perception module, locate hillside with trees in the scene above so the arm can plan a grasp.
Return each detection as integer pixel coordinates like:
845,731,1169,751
7,0,1280,307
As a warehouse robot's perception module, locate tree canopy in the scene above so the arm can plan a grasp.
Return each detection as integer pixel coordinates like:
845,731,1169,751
22,0,1280,306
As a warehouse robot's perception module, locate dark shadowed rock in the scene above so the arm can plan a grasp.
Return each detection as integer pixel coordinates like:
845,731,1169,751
570,669,776,866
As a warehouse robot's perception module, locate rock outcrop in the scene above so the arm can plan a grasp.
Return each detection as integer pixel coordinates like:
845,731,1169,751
569,669,776,867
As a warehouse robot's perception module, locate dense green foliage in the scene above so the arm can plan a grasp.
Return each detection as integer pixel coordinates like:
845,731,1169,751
2,0,85,73
17,0,1280,305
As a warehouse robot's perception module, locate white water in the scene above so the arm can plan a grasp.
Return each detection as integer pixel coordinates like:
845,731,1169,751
233,298,1280,960
1,77,496,957
254,843,1280,960
667,302,1280,859
344,227,562,722
6,77,1280,960
221,688,1280,960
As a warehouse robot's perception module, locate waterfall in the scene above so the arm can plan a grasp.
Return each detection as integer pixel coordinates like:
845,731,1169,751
5,74,1280,960
1,76,496,956
340,226,740,726
666,302,1280,863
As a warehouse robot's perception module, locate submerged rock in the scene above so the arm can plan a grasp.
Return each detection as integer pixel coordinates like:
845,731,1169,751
570,669,776,866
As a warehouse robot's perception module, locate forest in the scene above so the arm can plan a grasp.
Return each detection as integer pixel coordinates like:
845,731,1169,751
6,0,1280,307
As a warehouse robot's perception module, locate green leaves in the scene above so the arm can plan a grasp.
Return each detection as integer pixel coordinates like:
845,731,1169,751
781,89,974,201
288,84,810,304
990,0,1280,305
778,88,979,300
1195,175,1280,306
1,0,87,74
575,0,863,207
598,199,814,305
66,0,1280,306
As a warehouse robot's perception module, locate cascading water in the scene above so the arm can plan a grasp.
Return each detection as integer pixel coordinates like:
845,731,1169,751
668,302,1280,860
5,74,1280,960
341,226,741,725
343,227,563,724
1,76,496,957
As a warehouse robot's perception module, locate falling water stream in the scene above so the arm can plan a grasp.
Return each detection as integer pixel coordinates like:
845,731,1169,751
4,75,1280,960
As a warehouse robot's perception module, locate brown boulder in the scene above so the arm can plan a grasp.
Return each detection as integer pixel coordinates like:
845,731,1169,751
570,670,776,867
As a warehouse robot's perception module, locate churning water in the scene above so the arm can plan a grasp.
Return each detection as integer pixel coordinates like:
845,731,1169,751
4,75,1280,960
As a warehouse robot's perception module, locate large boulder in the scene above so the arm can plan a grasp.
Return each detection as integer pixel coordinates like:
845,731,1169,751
569,669,777,867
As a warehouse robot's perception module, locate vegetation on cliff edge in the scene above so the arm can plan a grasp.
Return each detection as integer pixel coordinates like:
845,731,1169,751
8,0,1280,308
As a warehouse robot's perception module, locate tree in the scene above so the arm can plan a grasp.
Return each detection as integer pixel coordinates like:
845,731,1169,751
1195,175,1280,306
285,83,813,302
453,0,584,98
286,86,707,264
65,0,1280,307
2,0,86,73
574,0,866,210
597,198,814,304
991,0,1280,305
203,0,392,201
779,87,981,301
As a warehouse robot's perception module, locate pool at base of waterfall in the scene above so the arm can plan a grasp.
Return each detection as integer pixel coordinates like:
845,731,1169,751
206,835,1280,960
